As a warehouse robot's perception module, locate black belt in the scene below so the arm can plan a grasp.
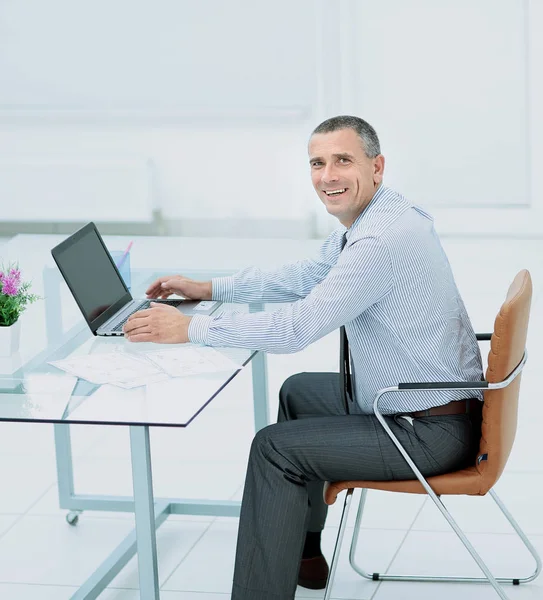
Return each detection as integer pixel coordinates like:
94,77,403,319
407,398,481,418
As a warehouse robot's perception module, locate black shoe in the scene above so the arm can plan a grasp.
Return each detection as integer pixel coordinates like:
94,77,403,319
298,554,329,590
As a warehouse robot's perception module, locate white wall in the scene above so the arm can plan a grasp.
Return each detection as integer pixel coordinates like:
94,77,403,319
0,123,315,222
0,0,322,235
0,0,541,238
316,0,543,237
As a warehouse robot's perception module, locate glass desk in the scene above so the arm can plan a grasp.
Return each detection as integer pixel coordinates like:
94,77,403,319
0,267,270,599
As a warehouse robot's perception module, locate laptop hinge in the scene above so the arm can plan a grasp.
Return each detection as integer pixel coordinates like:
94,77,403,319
98,299,140,331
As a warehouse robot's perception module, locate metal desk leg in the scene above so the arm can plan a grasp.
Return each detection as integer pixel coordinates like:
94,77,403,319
130,425,160,599
249,302,270,432
251,351,269,432
54,423,84,525
54,423,75,500
43,266,63,346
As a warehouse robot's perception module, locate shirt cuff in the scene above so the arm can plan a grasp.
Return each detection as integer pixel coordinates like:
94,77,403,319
211,276,235,302
188,314,214,345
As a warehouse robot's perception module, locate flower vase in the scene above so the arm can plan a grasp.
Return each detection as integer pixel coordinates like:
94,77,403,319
0,320,21,357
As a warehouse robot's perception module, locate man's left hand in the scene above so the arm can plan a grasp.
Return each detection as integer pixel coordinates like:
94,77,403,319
123,303,191,344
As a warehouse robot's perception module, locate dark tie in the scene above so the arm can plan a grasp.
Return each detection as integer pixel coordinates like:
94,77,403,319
339,233,353,413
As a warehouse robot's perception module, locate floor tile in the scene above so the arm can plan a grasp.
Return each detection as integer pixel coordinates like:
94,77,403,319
0,584,233,599
0,516,136,585
374,580,543,599
163,520,404,599
0,515,19,538
0,456,56,514
0,584,75,600
0,515,211,590
388,530,543,580
108,521,213,589
160,521,237,594
102,591,230,600
321,528,408,600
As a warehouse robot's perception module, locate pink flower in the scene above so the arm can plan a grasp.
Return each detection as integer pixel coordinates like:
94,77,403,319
1,276,18,296
9,269,21,285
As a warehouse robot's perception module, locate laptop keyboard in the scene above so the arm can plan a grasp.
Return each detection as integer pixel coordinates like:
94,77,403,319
112,299,184,332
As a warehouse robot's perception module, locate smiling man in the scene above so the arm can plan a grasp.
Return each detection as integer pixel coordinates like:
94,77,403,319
310,124,384,227
124,116,483,600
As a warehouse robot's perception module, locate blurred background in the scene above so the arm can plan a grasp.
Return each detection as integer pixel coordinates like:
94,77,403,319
1,0,541,242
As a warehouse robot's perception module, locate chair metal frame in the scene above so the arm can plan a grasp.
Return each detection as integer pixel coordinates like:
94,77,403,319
324,342,542,600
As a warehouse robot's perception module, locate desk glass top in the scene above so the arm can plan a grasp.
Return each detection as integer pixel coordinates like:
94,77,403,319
0,267,256,427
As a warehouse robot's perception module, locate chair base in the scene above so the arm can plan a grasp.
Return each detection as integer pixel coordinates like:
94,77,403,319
356,570,524,585
324,487,542,600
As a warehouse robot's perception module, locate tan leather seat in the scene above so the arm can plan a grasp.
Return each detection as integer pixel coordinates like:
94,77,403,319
324,269,532,505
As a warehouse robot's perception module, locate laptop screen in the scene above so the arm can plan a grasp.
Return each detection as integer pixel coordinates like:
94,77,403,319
52,223,132,330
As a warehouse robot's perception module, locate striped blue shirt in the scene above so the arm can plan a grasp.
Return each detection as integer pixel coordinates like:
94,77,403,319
189,185,484,414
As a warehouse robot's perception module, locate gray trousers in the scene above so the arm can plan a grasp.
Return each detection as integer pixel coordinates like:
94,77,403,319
231,372,481,600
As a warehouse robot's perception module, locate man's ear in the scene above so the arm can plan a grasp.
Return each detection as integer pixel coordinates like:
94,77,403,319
373,155,385,185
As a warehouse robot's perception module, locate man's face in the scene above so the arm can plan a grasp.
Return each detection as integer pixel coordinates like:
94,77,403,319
308,128,385,228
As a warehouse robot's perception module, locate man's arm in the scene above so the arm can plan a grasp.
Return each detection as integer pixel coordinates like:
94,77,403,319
190,236,394,353
211,229,345,304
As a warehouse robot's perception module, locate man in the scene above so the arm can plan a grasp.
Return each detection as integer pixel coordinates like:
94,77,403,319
124,116,484,600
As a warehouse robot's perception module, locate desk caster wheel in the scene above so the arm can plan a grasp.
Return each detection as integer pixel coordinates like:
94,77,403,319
66,511,81,526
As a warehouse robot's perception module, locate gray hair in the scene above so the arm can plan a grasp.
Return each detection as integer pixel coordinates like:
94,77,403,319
311,115,381,158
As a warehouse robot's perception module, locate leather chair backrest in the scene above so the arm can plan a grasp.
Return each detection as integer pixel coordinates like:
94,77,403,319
476,270,532,493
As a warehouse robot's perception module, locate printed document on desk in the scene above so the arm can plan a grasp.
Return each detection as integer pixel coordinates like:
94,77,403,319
48,346,243,389
143,346,242,377
49,352,167,389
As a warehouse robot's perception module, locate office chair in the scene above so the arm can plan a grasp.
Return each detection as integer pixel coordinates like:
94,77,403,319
323,270,541,600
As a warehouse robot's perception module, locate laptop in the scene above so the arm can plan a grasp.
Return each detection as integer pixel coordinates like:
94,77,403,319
51,222,221,336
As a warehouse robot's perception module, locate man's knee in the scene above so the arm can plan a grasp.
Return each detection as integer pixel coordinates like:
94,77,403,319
250,423,276,457
250,423,288,469
279,373,307,404
250,423,305,486
251,421,294,460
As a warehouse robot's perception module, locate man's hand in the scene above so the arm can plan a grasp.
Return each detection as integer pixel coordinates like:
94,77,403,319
123,303,191,344
145,275,212,300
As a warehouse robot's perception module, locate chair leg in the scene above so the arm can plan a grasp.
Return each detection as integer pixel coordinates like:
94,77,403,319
323,488,354,600
348,487,510,593
359,401,542,598
345,489,541,595
348,488,374,579
421,489,510,599
489,489,542,583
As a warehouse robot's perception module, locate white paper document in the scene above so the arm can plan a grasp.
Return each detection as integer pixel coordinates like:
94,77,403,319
144,346,241,377
48,346,242,389
49,353,165,388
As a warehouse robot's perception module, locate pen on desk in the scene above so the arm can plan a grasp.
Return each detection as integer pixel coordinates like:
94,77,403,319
116,240,133,269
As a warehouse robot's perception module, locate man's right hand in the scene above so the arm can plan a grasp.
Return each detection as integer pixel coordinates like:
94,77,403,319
145,275,212,301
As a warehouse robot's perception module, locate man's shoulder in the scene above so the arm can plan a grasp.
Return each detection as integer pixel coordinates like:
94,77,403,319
352,187,433,241
382,187,436,223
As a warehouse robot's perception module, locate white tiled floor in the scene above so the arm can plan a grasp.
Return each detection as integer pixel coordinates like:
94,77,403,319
1,237,542,599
